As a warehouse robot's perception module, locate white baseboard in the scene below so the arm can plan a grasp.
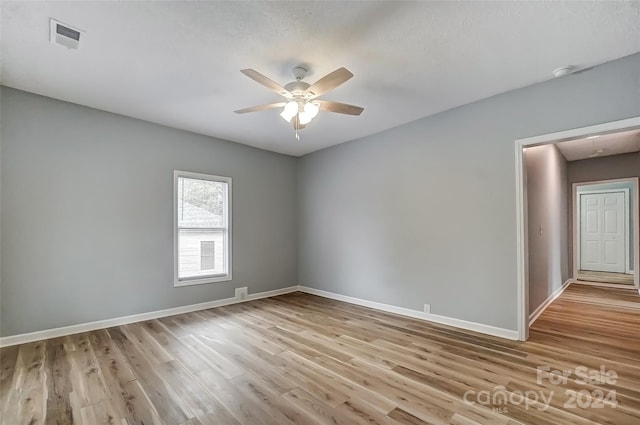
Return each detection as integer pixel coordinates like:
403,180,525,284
0,285,298,347
297,286,519,340
1,284,521,346
528,278,572,326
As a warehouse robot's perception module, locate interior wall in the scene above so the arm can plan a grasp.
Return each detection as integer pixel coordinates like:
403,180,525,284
568,152,639,182
525,145,569,315
0,87,298,337
2,55,639,338
568,153,640,274
298,52,640,331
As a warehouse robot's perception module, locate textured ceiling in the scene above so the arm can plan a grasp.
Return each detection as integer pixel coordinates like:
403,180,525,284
556,129,640,161
1,1,639,156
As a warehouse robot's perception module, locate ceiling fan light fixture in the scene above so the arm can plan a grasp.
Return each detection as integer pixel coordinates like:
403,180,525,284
280,101,298,122
304,102,319,119
298,111,312,125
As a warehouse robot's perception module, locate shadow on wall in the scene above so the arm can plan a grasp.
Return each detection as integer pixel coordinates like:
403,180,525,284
525,145,569,316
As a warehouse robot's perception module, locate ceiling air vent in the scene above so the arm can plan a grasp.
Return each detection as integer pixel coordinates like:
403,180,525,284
50,19,83,49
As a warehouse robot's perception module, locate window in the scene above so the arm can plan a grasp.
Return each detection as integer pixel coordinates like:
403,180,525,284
174,171,231,286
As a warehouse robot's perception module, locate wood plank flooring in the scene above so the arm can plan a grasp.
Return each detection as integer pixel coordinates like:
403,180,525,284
575,270,635,286
1,285,639,425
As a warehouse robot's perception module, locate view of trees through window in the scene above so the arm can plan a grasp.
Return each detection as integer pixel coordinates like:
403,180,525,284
178,177,225,227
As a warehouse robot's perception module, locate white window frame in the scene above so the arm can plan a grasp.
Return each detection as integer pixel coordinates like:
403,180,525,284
173,170,232,287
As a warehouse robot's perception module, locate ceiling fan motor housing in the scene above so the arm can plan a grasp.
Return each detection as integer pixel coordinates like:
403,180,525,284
292,66,307,80
284,80,311,97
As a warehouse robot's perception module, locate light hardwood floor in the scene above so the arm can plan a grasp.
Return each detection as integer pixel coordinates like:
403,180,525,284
1,285,639,425
575,270,635,286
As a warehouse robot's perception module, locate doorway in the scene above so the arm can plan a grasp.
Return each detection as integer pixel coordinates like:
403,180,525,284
515,117,640,341
574,180,636,286
580,191,626,273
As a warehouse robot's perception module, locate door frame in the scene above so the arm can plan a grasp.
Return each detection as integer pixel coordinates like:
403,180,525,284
574,185,633,276
515,116,640,341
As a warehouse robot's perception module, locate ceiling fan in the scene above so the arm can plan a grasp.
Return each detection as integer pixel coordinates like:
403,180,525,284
234,66,364,134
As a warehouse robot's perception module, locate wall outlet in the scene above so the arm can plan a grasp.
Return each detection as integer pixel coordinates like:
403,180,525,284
235,287,248,300
424,303,431,314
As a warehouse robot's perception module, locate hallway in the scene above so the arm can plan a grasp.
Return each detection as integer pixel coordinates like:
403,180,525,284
528,283,640,424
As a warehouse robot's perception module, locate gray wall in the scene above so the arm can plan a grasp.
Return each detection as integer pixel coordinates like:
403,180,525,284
568,154,640,274
525,145,569,315
567,152,640,183
2,54,639,337
0,87,298,336
298,53,640,330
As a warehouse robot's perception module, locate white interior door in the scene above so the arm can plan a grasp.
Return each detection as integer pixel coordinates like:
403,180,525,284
580,192,625,273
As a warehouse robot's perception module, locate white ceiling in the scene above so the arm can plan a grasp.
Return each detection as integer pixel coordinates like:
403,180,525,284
556,129,640,161
1,1,639,156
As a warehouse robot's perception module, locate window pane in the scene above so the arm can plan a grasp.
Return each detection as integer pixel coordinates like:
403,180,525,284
178,229,225,279
177,177,226,228
200,241,215,270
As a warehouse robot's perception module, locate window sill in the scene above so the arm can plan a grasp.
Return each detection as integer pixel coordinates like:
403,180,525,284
174,274,231,287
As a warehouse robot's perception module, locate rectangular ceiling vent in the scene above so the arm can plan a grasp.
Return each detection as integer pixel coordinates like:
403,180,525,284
49,18,83,50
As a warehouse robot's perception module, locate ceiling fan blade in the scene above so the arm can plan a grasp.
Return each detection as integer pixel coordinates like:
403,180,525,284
234,102,286,114
316,100,364,116
305,67,353,98
240,69,291,97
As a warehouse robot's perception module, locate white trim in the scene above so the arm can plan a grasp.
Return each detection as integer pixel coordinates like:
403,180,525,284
297,286,519,340
173,170,233,286
515,117,640,148
575,186,631,275
515,142,529,341
1,284,524,347
528,279,572,326
0,285,298,348
515,116,640,341
573,179,638,282
624,184,638,275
